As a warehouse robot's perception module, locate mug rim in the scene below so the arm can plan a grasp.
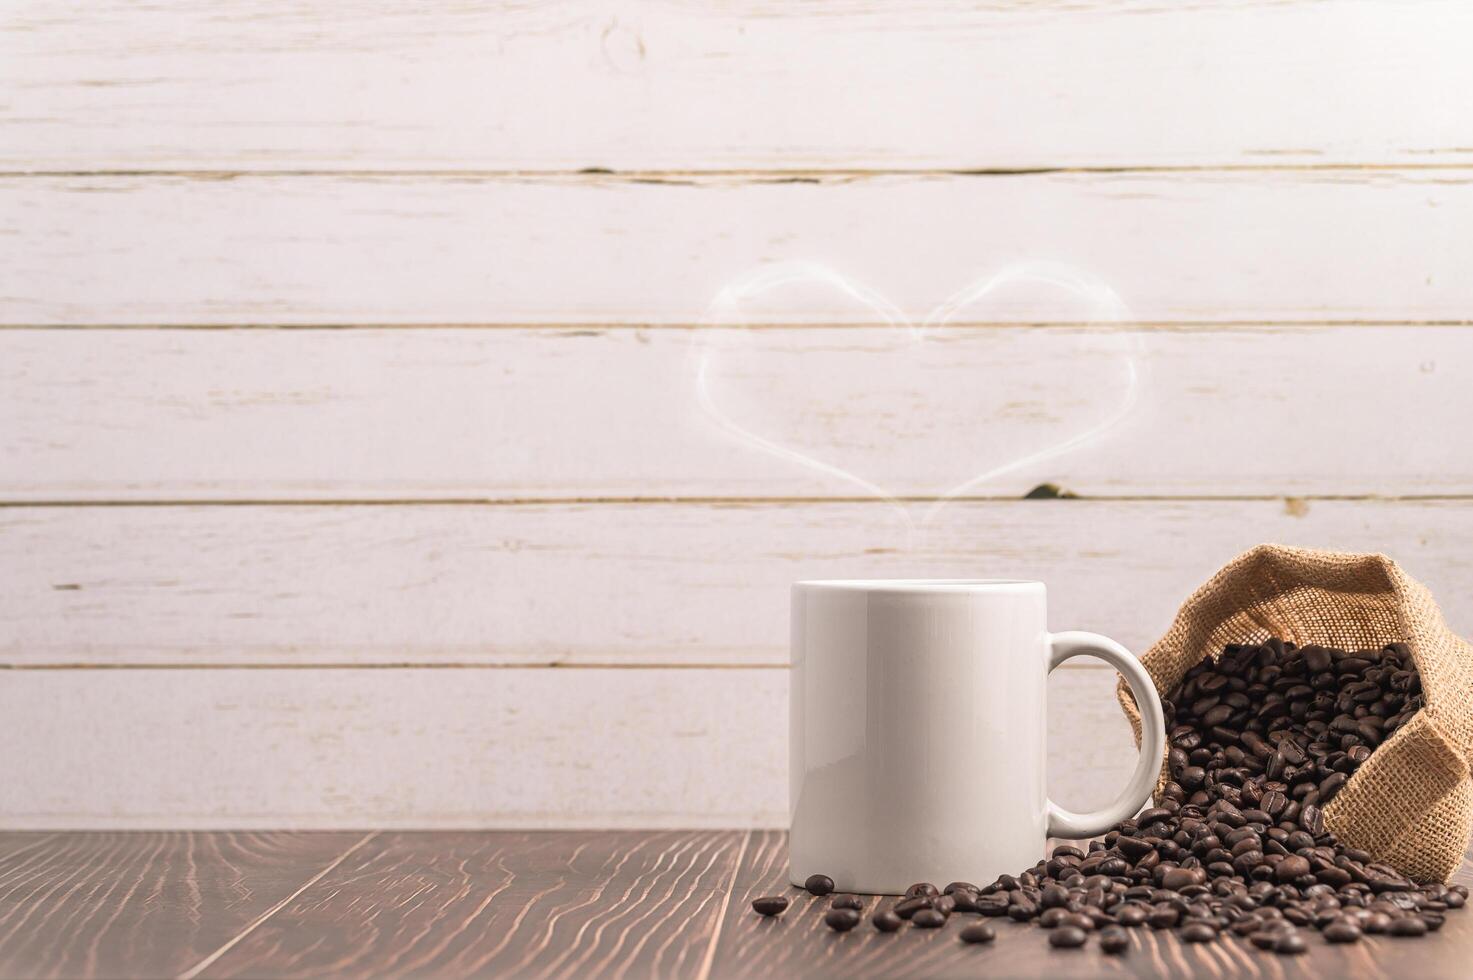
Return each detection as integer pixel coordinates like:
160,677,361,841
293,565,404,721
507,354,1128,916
794,578,1043,593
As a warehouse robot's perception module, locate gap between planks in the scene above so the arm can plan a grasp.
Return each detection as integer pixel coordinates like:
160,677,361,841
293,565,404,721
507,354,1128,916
5,163,1473,181
1,320,1472,331
2,494,1471,508
176,831,380,980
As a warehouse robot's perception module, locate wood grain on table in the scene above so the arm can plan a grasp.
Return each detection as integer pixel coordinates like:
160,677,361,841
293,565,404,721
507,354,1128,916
0,831,1467,979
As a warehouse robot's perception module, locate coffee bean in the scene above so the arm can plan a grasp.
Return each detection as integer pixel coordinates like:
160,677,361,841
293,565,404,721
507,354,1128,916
1147,907,1180,929
911,909,946,929
1040,883,1068,909
1049,926,1088,948
1361,911,1393,933
1008,900,1038,922
871,910,902,933
830,894,863,911
905,882,939,898
1274,931,1308,955
1161,868,1200,890
1116,904,1148,927
751,895,789,916
1249,929,1284,949
1275,856,1312,883
823,908,861,932
944,881,978,895
1060,912,1095,932
893,896,931,919
1039,907,1068,928
958,922,996,944
1323,920,1362,942
975,894,1010,917
1389,915,1428,937
1099,925,1129,954
1181,921,1217,942
804,874,835,896
948,890,979,913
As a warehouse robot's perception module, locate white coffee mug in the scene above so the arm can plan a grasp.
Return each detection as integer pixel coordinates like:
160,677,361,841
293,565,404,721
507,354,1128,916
789,579,1165,894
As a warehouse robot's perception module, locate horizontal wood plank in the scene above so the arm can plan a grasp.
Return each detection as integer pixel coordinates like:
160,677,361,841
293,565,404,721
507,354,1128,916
196,830,743,979
0,831,367,979
3,500,1472,667
2,173,1472,325
2,831,1468,978
4,1,1472,170
2,325,1470,501
0,666,1139,827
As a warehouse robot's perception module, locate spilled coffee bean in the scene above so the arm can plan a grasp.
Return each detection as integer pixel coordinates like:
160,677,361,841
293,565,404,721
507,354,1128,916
911,909,946,929
750,895,788,917
1049,925,1088,948
824,908,861,932
804,874,835,896
871,910,902,933
765,640,1466,958
958,922,996,944
830,894,864,911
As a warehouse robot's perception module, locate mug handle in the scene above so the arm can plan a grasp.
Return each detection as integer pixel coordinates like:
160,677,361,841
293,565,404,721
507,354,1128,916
1045,631,1166,839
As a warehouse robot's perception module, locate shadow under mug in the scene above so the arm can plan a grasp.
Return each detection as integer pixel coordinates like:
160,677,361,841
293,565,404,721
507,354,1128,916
789,579,1165,894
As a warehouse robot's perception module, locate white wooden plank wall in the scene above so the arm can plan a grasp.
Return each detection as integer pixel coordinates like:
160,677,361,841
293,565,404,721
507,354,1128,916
1,0,1469,828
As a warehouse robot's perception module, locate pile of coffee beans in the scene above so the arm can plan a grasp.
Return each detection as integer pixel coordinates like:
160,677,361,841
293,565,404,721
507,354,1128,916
752,640,1468,956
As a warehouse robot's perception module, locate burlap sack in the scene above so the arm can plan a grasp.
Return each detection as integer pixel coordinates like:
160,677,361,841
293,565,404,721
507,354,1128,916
1117,543,1473,883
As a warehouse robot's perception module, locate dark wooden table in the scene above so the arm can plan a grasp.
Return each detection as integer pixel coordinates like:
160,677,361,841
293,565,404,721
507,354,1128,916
0,831,1467,979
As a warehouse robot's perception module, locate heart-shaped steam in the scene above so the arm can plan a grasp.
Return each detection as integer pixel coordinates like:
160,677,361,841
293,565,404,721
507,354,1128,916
691,262,1143,528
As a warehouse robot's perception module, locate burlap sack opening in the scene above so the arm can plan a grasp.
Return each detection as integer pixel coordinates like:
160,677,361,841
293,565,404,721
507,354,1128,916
1116,544,1473,883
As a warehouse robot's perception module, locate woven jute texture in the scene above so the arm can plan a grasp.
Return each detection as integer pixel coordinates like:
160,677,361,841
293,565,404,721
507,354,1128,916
1117,544,1473,883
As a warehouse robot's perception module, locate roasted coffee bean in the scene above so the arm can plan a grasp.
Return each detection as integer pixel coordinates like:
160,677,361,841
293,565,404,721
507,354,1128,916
1275,856,1312,883
1323,920,1362,943
1362,911,1393,933
1008,900,1038,922
823,908,861,932
948,890,979,913
944,880,978,895
804,874,835,896
1147,907,1180,929
1039,907,1068,929
1116,904,1149,927
1274,931,1308,955
1049,926,1088,948
1060,912,1095,932
871,910,902,933
1040,883,1068,908
1389,915,1428,937
958,922,996,944
830,894,863,911
974,893,1010,917
911,909,946,929
1161,868,1200,890
751,896,789,916
894,896,932,920
1181,921,1217,942
905,882,939,898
